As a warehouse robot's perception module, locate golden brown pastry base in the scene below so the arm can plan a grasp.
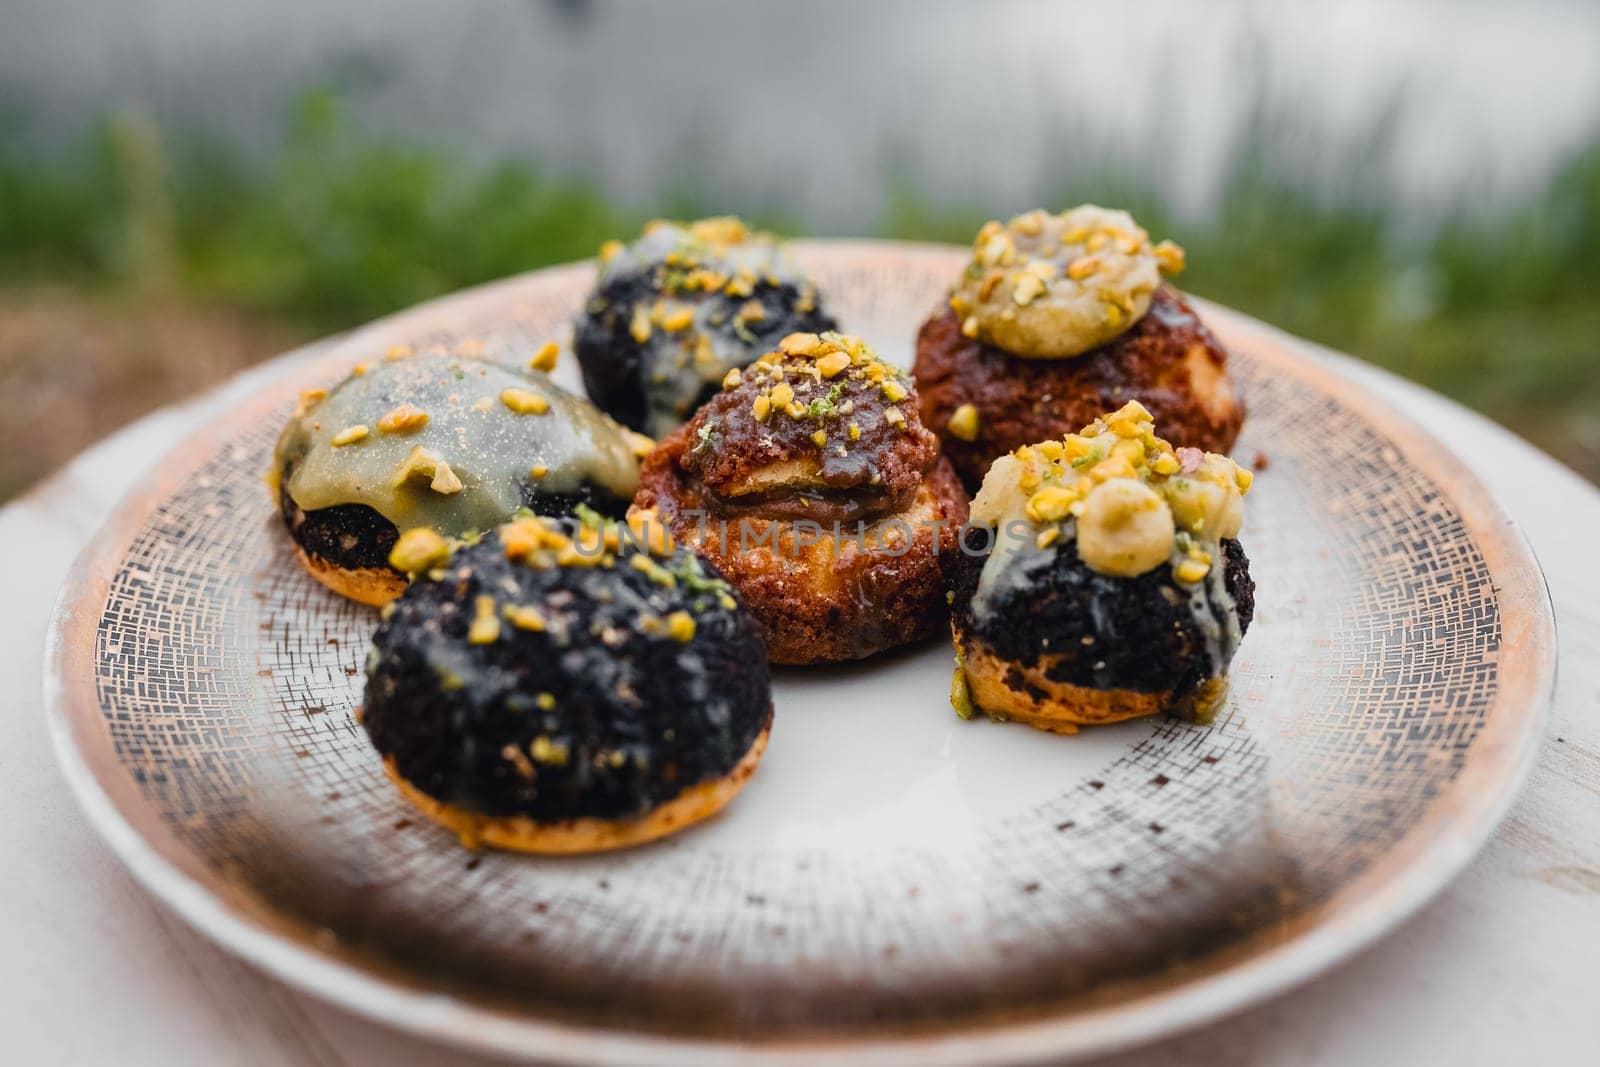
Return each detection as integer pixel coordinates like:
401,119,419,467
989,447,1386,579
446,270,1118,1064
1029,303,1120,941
957,628,1166,734
913,290,1244,488
384,726,770,854
635,457,969,666
293,545,407,608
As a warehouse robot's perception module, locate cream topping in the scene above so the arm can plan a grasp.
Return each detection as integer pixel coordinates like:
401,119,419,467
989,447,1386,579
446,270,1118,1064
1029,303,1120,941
276,350,643,536
948,205,1185,359
968,400,1251,583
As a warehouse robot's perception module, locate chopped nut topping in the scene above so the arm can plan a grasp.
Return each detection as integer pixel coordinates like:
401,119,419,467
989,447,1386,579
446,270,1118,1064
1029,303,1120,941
531,736,569,765
811,429,827,447
627,508,675,555
629,305,652,343
529,465,548,478
500,388,550,415
502,604,547,631
384,344,412,361
947,403,981,442
330,424,369,447
1153,240,1186,273
388,528,451,574
951,205,1184,358
377,404,429,434
660,303,695,332
467,595,501,644
1013,272,1046,305
665,610,696,643
389,445,463,494
529,342,560,372
779,332,820,355
816,351,851,378
1026,485,1076,523
296,388,327,416
722,367,743,390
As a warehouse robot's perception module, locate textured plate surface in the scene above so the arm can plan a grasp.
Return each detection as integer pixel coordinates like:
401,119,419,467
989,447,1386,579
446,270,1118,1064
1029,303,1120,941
46,242,1555,1065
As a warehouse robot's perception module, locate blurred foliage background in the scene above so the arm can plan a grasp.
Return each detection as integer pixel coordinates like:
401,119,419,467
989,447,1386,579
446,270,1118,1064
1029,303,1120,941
2,26,1599,499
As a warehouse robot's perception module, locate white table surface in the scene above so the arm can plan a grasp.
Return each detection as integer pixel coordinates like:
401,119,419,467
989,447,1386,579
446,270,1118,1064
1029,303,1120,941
3,343,1597,1066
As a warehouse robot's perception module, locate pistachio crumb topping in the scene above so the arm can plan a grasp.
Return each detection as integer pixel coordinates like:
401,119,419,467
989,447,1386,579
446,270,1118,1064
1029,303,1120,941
500,388,550,415
467,595,501,644
377,403,429,434
502,603,547,631
389,527,452,574
330,424,370,447
969,399,1250,580
392,445,464,495
531,736,569,766
949,205,1185,359
947,403,981,442
529,342,560,372
665,610,696,643
951,652,976,720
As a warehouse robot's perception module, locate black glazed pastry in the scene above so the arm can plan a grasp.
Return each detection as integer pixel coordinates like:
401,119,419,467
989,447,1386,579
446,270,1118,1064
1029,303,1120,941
574,217,836,437
273,346,648,606
363,513,772,853
949,401,1256,732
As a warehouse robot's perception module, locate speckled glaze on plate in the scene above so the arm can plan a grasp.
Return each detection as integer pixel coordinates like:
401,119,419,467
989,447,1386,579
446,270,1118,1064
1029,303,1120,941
44,242,1555,1065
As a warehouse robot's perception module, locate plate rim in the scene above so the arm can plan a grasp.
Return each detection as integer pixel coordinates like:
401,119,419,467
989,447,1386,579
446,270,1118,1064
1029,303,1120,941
43,239,1557,1065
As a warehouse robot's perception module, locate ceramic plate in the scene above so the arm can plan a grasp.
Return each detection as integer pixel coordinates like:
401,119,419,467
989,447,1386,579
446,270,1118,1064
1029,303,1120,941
45,242,1555,1065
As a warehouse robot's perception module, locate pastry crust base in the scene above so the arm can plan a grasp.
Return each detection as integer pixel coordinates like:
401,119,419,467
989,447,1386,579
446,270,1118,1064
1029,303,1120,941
385,725,770,854
635,457,969,666
957,628,1166,734
293,545,407,608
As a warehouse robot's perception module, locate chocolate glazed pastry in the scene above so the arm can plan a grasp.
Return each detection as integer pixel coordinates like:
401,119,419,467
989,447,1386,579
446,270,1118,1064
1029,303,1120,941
633,332,969,666
272,346,649,607
912,205,1244,489
574,217,836,438
364,514,772,853
948,400,1256,733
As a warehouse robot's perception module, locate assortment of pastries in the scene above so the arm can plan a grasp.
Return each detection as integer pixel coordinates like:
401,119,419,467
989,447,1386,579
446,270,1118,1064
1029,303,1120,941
271,207,1259,853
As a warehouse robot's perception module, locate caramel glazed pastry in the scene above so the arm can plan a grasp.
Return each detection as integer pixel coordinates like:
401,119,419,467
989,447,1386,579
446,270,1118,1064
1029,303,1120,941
363,514,772,853
913,204,1244,488
633,331,969,666
949,401,1255,733
573,216,836,438
273,345,650,607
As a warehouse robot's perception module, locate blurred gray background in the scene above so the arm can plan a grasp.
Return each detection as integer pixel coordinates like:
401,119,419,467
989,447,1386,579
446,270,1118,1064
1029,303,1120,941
7,0,1597,225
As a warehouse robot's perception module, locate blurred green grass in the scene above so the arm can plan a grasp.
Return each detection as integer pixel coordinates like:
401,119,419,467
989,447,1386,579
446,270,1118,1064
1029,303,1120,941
2,88,1597,498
